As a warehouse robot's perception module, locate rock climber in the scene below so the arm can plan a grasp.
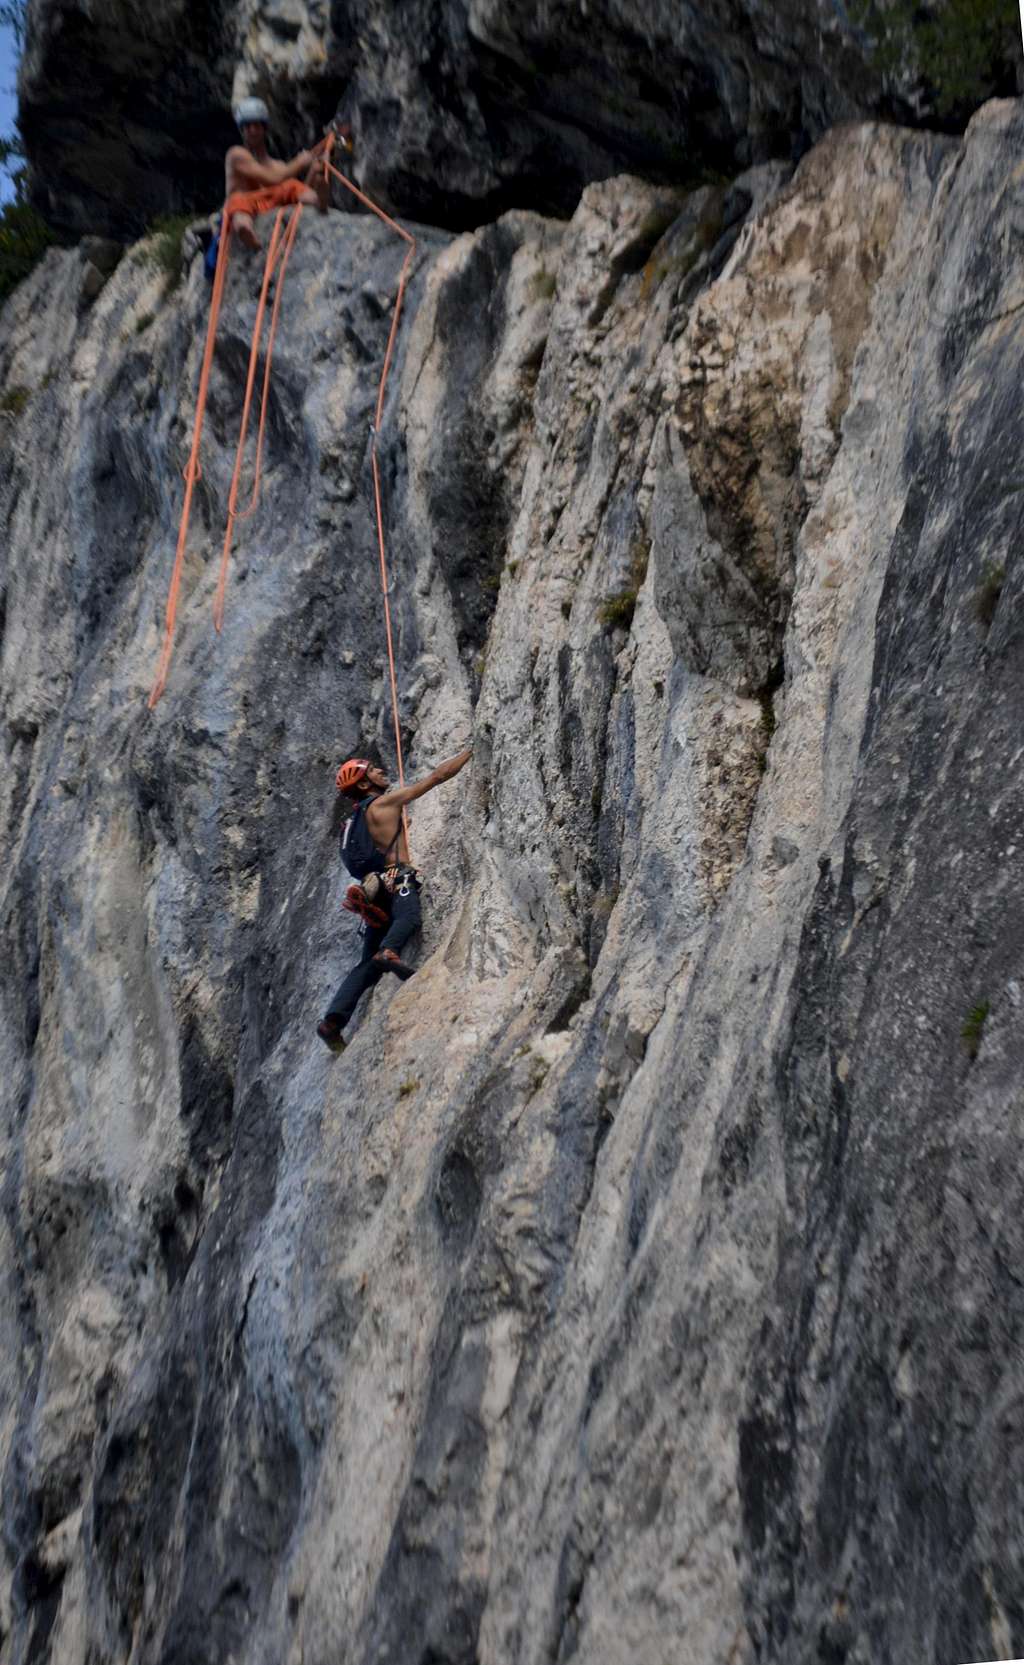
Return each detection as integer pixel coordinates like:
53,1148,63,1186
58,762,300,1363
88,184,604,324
317,748,473,1054
224,95,330,250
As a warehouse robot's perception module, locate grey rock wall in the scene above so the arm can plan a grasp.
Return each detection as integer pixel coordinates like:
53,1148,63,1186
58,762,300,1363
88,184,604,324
1,87,1023,1665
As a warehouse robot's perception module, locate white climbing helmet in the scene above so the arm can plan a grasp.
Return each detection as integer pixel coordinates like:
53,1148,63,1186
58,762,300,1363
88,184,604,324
234,96,270,130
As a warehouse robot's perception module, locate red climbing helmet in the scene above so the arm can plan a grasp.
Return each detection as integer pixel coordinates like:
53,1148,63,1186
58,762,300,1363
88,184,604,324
336,757,371,793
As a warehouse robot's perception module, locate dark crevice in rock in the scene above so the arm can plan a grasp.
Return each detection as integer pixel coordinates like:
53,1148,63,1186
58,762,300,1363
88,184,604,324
549,1531,591,1663
417,220,522,664
361,1288,489,1664
92,1063,295,1665
20,1546,66,1665
177,1016,236,1171
435,1149,483,1253
545,964,592,1035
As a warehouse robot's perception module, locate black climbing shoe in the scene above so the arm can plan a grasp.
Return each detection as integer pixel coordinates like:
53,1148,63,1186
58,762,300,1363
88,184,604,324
373,949,415,981
317,1016,346,1054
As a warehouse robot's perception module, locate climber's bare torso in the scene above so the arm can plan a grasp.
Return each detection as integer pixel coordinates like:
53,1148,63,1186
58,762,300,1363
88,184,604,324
360,753,473,868
367,800,412,867
225,123,327,249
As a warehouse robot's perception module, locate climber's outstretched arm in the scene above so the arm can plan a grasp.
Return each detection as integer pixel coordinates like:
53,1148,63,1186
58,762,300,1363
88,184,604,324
371,748,472,816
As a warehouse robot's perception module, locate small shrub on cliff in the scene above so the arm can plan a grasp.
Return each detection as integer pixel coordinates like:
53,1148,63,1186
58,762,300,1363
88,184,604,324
598,537,651,633
0,2,26,47
961,999,990,1059
0,383,30,416
0,200,54,307
529,267,557,303
143,214,194,295
854,0,1017,114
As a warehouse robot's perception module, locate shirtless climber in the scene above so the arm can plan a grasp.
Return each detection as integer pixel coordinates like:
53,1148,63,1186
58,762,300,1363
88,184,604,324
225,95,329,250
317,749,473,1054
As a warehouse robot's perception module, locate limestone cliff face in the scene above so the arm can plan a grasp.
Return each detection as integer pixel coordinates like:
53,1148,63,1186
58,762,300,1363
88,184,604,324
2,51,1024,1665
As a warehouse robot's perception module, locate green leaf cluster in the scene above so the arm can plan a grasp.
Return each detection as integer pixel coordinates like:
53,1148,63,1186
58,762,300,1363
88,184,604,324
854,0,1018,114
143,213,194,294
0,199,53,306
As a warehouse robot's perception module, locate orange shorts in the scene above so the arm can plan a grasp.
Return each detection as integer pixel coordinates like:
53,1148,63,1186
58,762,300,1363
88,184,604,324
225,177,307,219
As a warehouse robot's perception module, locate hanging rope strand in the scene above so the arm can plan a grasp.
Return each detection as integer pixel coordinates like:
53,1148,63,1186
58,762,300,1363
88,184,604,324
212,207,287,632
231,201,305,530
324,157,416,802
148,218,233,708
150,133,418,792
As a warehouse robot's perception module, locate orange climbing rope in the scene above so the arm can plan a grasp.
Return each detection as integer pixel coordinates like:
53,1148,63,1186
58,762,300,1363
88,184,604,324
148,173,310,707
149,130,419,832
213,200,304,631
323,155,417,791
147,212,232,708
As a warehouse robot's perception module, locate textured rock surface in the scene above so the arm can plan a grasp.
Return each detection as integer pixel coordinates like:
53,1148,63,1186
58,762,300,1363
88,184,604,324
2,84,1024,1665
21,0,1023,238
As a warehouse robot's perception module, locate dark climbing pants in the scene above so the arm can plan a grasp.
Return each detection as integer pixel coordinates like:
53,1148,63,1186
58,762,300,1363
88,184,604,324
325,885,422,1029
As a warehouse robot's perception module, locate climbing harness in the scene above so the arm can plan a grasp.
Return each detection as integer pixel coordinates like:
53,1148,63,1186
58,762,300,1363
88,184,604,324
149,120,418,840
381,863,422,898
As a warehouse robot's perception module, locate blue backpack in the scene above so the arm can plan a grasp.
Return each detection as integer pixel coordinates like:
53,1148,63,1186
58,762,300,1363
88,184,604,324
340,802,398,879
204,227,220,284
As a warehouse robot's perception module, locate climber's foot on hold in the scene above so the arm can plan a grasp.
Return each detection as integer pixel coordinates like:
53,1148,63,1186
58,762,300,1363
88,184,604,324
317,1015,346,1054
373,949,415,981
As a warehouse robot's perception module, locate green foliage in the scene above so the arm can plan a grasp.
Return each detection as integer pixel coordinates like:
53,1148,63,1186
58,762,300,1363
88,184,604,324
143,214,194,294
134,311,155,335
0,133,24,178
961,999,990,1059
0,382,30,415
0,1,26,46
973,560,1005,628
528,1056,550,1094
853,0,1017,113
397,1077,420,1099
598,588,639,631
598,536,651,634
0,199,53,306
529,267,557,303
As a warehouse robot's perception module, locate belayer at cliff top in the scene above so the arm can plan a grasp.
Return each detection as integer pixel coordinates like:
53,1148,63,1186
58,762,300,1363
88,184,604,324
204,94,340,277
317,748,473,1055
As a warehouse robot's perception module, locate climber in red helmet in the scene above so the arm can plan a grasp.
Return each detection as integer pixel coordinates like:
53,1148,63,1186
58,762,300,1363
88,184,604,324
225,96,330,250
317,747,472,1053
